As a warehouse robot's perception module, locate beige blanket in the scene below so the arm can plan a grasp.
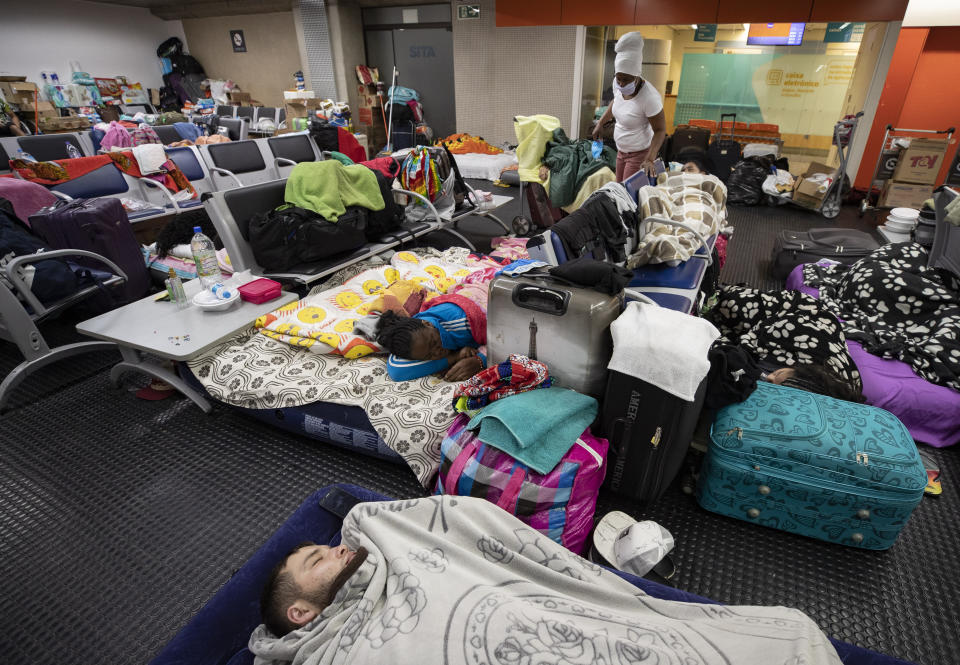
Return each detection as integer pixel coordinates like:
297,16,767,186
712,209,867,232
627,172,727,268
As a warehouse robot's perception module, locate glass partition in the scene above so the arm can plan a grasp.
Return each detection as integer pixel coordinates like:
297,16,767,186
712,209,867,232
580,23,885,164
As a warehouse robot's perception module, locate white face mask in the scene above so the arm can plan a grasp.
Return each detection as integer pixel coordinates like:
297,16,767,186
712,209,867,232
613,77,638,96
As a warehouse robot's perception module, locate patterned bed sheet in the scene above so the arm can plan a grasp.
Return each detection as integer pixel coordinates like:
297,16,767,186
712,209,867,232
187,246,525,485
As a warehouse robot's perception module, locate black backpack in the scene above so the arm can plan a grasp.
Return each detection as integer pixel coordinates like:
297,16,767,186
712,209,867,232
157,37,183,58
309,118,340,153
365,171,404,240
171,54,205,77
247,206,368,271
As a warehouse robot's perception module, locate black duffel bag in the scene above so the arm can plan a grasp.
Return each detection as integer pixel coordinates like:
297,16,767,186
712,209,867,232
727,156,773,206
248,206,368,271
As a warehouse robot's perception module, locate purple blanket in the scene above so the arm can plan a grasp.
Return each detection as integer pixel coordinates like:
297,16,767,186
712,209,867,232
787,264,960,448
0,179,56,223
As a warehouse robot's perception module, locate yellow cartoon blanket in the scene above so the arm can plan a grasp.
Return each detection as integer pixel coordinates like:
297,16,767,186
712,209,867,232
254,250,496,356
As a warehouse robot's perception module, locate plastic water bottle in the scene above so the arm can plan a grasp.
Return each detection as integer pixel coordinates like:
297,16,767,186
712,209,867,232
65,142,82,159
190,226,223,290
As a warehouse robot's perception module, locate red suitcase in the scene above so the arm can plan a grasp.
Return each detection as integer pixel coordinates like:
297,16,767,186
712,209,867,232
29,197,150,303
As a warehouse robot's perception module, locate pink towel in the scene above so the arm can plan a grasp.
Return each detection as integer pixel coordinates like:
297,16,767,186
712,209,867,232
0,179,57,224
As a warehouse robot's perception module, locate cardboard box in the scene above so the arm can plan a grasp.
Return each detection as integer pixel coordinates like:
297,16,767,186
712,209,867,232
284,90,317,100
1,80,37,106
792,162,836,209
879,181,933,209
150,88,160,106
17,101,57,118
284,98,323,119
892,138,949,185
228,91,252,104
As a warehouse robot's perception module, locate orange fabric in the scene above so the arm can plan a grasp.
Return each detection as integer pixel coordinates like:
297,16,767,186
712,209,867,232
439,133,503,155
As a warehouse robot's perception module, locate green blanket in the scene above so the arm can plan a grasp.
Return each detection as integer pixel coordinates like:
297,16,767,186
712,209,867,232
284,161,384,221
543,128,616,208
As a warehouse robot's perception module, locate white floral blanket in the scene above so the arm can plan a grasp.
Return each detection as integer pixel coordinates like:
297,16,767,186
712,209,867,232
248,496,841,665
627,172,727,267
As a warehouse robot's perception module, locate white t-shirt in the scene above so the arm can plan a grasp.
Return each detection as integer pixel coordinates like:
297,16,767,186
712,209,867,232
612,82,664,153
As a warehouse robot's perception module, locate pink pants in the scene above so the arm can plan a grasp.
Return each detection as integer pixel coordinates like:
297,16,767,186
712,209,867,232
616,147,651,181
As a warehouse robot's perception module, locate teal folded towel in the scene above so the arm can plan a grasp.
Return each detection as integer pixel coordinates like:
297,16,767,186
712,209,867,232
467,387,598,474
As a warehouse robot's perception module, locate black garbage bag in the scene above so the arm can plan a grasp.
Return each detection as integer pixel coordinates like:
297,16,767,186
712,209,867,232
727,156,773,206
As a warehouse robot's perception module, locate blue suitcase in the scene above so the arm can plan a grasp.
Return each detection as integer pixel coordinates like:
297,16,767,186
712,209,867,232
697,382,926,550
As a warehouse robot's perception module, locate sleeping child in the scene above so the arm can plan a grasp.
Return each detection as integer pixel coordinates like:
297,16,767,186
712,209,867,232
376,304,485,382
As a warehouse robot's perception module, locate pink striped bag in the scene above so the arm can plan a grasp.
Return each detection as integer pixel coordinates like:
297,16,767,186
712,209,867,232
434,413,608,554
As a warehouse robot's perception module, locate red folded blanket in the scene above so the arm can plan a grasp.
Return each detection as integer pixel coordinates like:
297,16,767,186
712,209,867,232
9,151,196,197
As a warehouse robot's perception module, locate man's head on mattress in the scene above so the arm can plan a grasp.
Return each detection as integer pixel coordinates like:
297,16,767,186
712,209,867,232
376,310,444,360
259,541,368,636
766,364,864,403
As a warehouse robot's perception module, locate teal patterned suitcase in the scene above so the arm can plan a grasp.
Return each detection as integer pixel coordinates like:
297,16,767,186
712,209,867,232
697,382,926,550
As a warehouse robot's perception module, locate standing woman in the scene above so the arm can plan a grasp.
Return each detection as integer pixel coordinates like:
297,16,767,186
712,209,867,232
592,32,666,181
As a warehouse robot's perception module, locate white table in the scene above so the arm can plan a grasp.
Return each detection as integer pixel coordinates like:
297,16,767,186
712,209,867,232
76,277,297,413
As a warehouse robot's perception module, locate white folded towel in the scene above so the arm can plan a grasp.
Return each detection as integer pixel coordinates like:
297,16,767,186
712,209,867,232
607,301,720,401
132,143,167,175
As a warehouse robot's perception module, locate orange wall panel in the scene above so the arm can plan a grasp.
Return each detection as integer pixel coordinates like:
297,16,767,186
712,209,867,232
634,0,718,24
897,27,960,185
855,28,929,190
560,0,636,25
810,0,908,22
495,0,562,27
716,0,813,23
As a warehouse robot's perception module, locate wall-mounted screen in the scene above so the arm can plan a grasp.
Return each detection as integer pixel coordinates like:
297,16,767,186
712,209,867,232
747,23,806,46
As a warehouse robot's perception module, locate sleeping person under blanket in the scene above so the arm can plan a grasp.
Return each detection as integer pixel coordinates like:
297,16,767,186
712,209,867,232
706,284,864,402
251,496,843,665
376,304,485,382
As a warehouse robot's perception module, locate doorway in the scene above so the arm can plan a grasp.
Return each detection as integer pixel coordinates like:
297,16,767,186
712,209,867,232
363,7,456,140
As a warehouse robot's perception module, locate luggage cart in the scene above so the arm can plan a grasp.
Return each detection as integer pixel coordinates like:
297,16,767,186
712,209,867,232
779,112,862,219
859,124,954,217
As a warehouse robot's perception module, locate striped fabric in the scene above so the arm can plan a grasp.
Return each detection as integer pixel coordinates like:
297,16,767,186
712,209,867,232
435,414,608,554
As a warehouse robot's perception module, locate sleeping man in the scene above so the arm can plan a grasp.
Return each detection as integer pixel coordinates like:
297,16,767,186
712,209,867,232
252,496,842,665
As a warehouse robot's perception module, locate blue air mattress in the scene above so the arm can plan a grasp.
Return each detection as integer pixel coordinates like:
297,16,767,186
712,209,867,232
152,485,915,665
179,366,404,464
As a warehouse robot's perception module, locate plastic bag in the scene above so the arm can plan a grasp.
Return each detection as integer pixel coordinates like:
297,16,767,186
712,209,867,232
727,156,773,206
591,140,604,160
120,198,154,212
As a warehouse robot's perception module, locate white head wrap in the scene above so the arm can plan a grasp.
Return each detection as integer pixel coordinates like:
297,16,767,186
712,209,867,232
614,32,645,77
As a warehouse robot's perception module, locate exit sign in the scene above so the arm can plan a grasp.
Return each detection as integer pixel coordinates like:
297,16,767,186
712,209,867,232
458,4,480,19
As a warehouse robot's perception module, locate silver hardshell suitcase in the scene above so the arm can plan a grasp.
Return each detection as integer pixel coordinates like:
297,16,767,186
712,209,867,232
486,274,622,397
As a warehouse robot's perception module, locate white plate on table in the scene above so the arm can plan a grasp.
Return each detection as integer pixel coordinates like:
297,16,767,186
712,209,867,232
192,289,241,311
889,207,920,222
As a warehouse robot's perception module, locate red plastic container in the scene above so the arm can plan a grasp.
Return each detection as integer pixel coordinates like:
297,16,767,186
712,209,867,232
238,278,282,304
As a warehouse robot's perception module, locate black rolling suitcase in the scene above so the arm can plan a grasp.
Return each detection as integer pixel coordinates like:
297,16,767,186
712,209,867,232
600,371,706,503
771,228,880,280
668,125,710,162
708,113,742,182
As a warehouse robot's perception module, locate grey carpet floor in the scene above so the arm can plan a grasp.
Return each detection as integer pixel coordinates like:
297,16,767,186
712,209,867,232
0,193,956,664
